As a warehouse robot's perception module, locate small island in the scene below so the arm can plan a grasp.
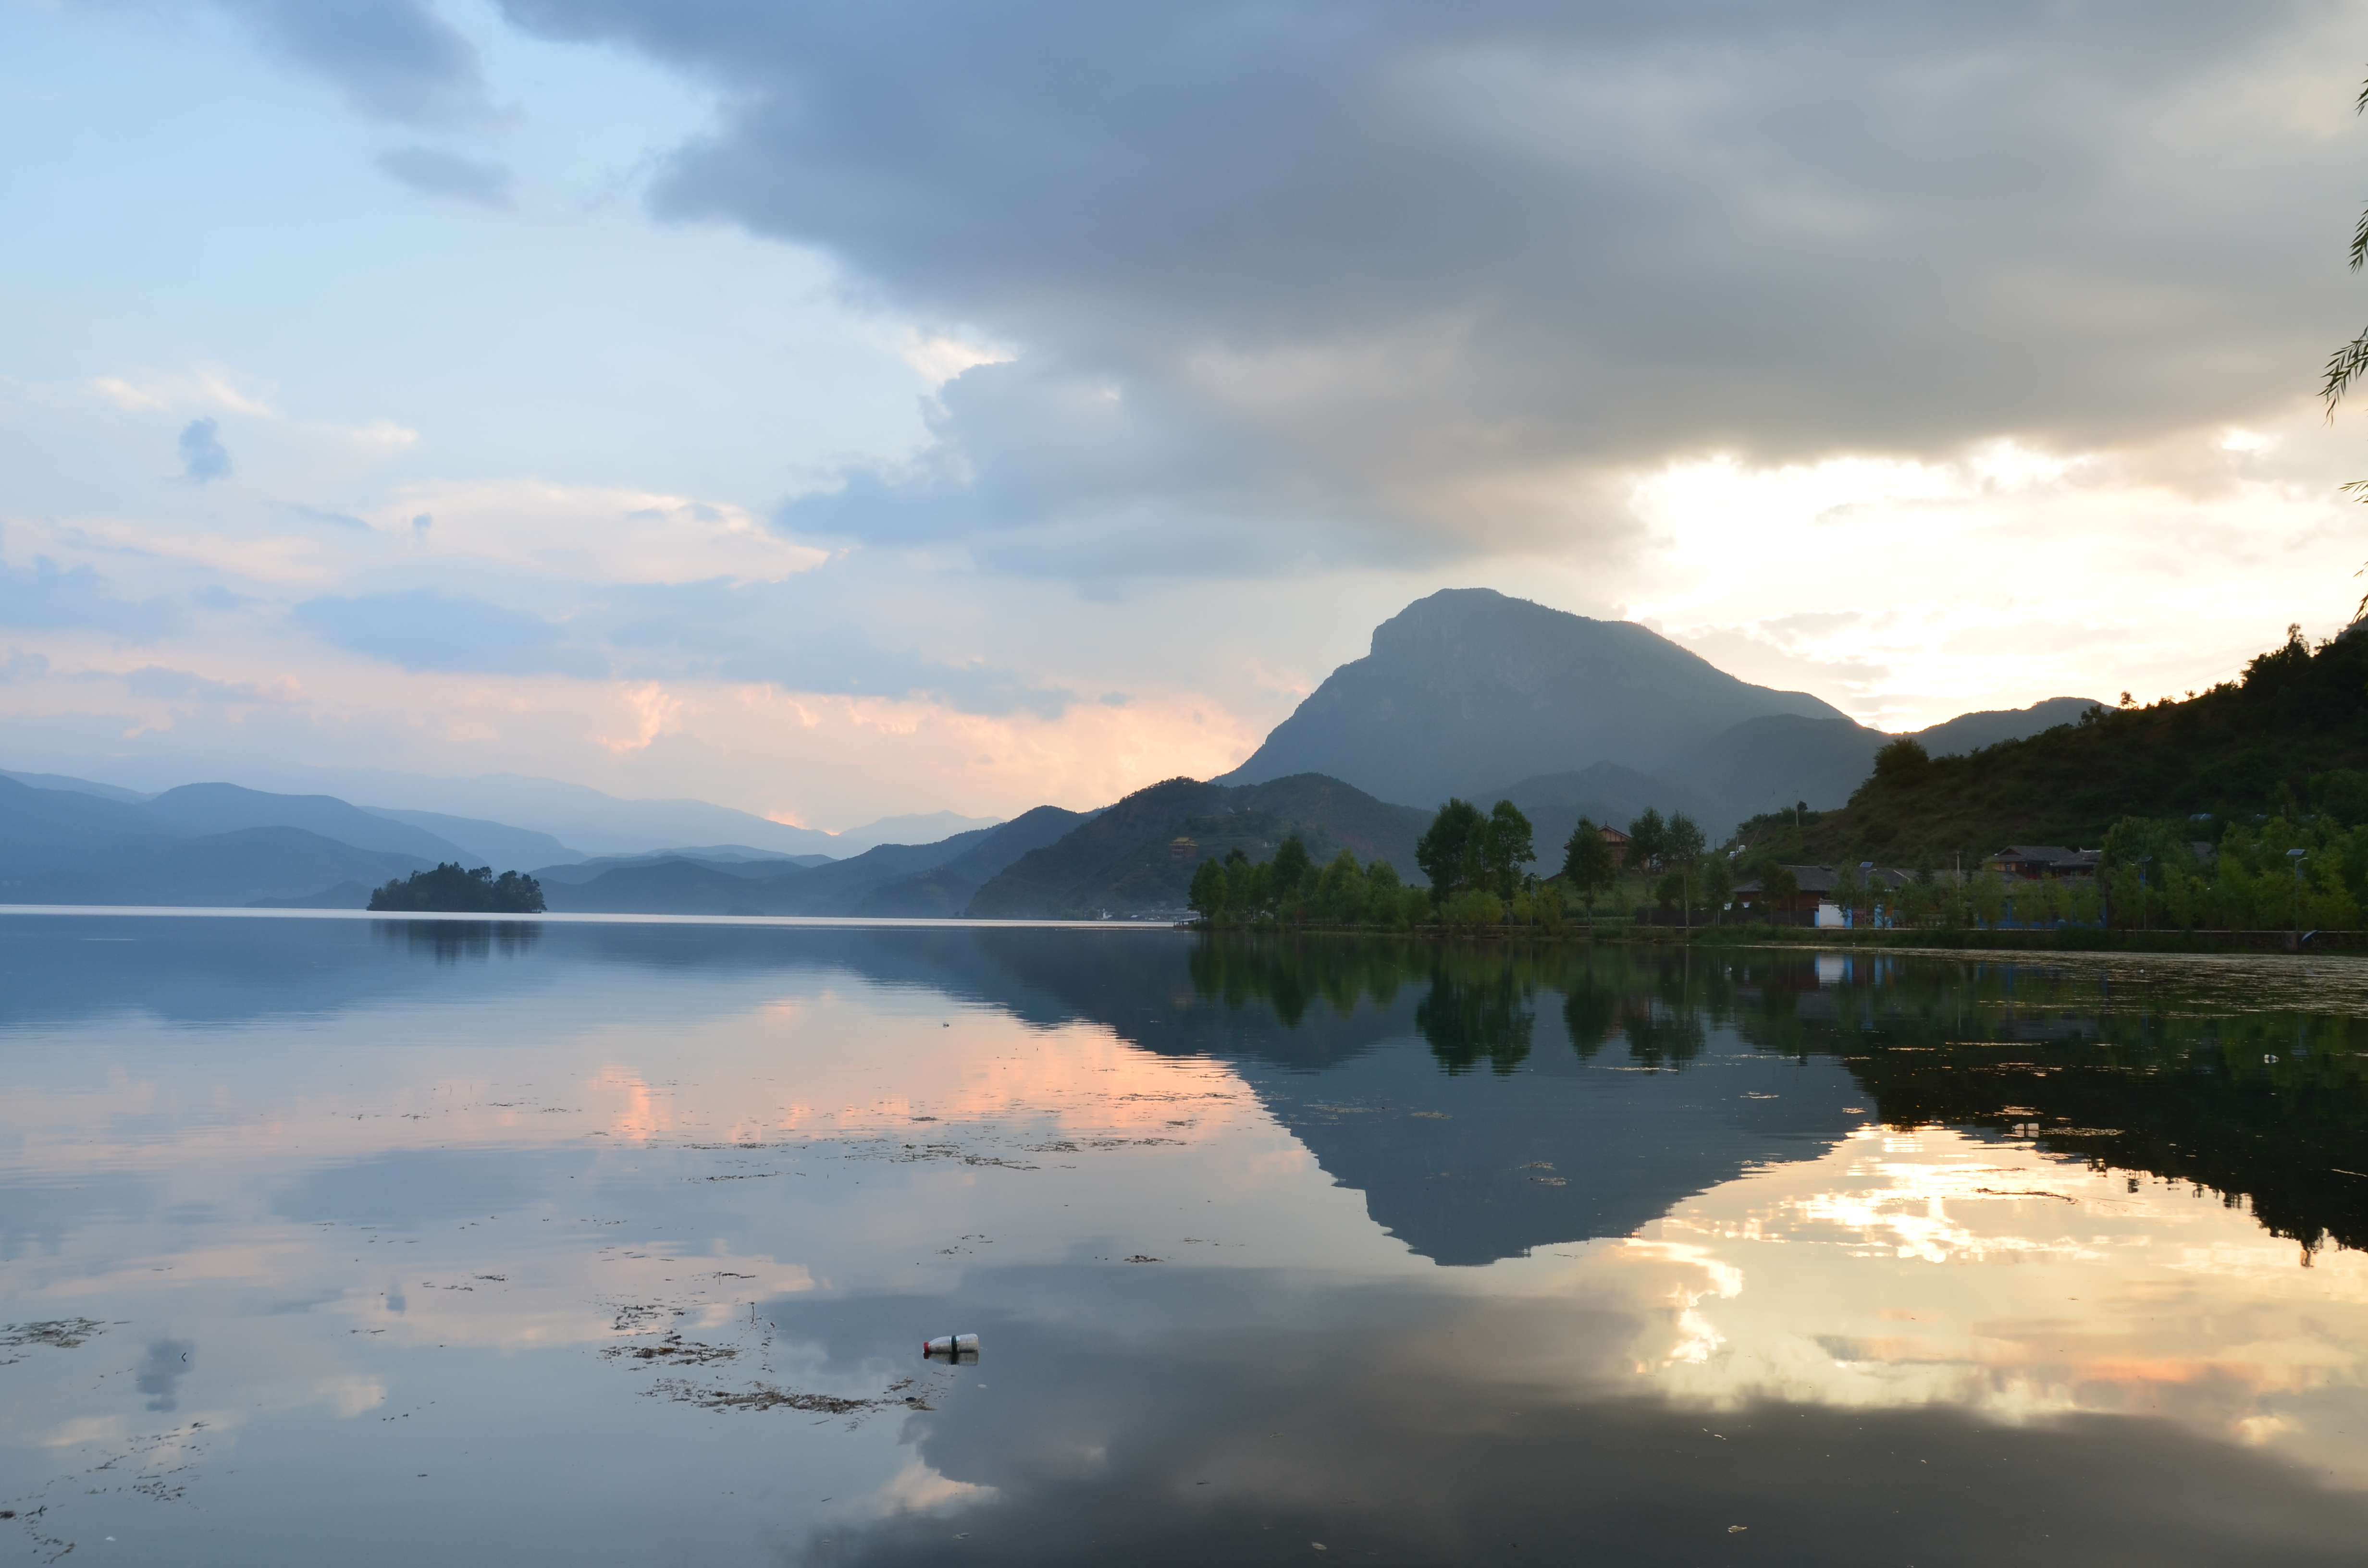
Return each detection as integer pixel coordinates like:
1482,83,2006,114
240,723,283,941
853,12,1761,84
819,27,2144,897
368,862,547,914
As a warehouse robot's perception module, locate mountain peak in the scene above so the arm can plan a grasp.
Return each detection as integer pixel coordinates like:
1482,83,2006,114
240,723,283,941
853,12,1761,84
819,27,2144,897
1221,590,1844,807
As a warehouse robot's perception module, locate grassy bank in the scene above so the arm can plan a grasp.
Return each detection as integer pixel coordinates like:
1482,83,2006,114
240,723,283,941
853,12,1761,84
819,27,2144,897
1242,920,2368,954
1619,923,2367,954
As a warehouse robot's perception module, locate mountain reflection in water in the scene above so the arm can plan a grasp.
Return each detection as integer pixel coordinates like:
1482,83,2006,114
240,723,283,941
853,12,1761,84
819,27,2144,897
1175,937,2368,1261
5,914,2368,1566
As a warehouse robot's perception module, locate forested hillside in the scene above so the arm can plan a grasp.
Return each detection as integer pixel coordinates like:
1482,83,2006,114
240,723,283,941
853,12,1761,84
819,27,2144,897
1737,625,2368,867
967,773,1430,918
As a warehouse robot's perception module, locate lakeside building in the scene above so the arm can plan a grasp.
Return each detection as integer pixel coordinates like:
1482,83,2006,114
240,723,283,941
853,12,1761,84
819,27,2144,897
1985,845,2103,879
1727,849,2109,930
1730,863,1931,928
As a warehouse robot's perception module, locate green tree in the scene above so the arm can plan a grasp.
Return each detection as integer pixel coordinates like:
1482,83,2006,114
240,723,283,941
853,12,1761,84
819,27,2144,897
1562,816,1616,923
1969,867,2007,928
1760,863,1798,919
1223,847,1270,920
2101,816,2197,930
1417,798,1487,903
1872,736,1932,786
1188,858,1229,923
1700,849,1734,922
1479,800,1534,898
1270,835,1315,913
1627,808,1668,872
1665,813,1706,927
1312,849,1365,923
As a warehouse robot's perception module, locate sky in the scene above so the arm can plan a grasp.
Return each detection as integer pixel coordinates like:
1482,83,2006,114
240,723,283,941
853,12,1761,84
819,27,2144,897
4,0,2368,830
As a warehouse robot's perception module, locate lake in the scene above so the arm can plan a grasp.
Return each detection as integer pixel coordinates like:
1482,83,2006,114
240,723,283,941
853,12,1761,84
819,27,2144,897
5,913,2368,1565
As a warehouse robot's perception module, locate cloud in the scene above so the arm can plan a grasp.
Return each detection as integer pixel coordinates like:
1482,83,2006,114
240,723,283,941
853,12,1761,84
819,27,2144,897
219,0,497,127
0,557,187,639
0,648,49,682
89,366,275,417
283,502,371,530
376,146,516,209
599,578,1080,717
290,588,605,675
379,479,825,585
494,0,2364,577
177,416,232,483
280,576,1076,715
120,665,298,705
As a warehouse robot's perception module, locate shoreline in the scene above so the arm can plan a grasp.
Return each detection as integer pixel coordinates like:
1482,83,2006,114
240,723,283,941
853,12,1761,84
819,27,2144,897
1189,920,2368,955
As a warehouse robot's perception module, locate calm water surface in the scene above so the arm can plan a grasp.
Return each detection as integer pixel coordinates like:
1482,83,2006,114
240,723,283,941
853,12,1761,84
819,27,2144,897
6,914,2368,1565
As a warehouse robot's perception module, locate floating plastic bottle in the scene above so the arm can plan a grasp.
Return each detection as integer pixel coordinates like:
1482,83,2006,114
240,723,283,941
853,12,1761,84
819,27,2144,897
922,1333,981,1361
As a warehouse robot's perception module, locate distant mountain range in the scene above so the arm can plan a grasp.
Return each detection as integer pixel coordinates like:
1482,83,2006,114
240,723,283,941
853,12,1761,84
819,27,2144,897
0,762,1000,860
0,588,2100,913
0,776,435,908
0,767,1066,916
534,808,1088,917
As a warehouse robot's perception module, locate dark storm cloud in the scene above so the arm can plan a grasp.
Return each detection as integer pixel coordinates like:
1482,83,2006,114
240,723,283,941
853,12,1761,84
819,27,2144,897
375,146,516,209
220,0,496,127
493,0,2362,573
176,416,230,483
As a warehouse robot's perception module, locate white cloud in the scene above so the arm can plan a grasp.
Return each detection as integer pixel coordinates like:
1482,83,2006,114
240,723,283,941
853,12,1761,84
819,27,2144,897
388,479,828,587
85,366,279,418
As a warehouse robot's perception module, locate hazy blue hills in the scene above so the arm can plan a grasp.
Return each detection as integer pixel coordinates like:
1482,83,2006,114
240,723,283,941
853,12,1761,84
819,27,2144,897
1,758,1004,859
0,769,150,803
0,776,433,906
137,783,476,861
533,814,1084,917
536,846,829,885
0,765,1048,914
854,806,1091,916
355,808,581,874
